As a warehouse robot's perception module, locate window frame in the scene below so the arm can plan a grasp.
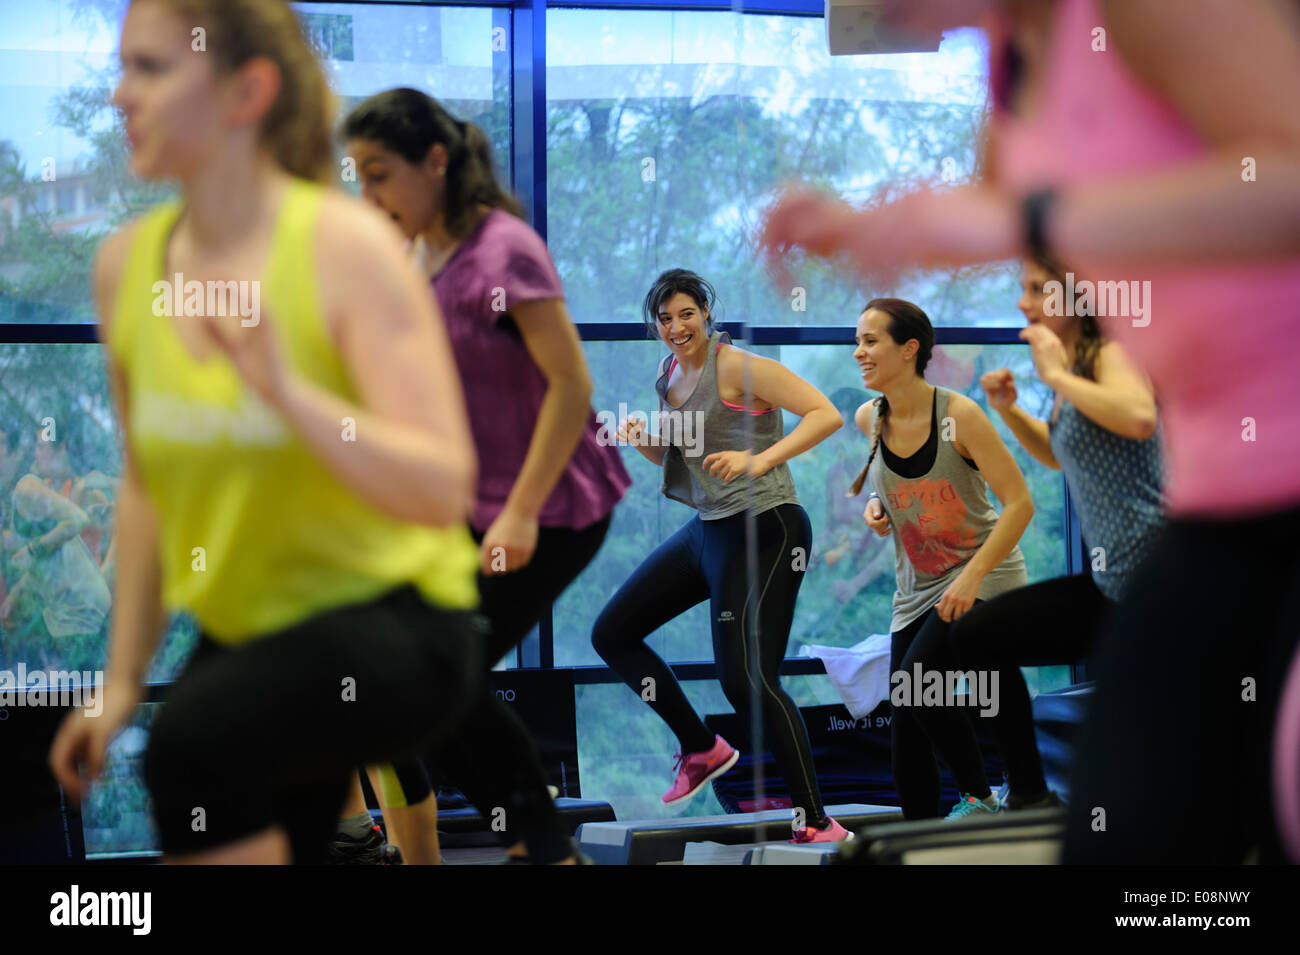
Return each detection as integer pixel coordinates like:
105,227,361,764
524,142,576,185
4,0,1084,691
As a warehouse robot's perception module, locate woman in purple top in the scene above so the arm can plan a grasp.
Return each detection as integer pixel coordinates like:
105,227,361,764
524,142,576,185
341,88,630,865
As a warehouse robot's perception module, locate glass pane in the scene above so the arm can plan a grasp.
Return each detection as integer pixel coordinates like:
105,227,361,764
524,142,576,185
82,701,161,858
546,9,1015,328
0,2,509,324
316,1,510,189
0,342,197,681
576,680,731,822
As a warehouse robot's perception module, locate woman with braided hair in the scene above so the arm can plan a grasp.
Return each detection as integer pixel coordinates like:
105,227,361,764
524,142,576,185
848,297,1032,820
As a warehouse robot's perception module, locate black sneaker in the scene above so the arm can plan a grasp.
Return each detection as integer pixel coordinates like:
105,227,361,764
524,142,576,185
1004,790,1064,811
501,838,593,865
328,824,404,865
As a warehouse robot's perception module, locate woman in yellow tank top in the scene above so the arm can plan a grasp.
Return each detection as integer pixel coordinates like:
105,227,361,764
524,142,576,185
47,0,483,864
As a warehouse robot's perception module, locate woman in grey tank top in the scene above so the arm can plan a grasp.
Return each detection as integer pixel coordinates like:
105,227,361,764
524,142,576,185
848,298,1034,821
591,269,851,842
903,254,1163,820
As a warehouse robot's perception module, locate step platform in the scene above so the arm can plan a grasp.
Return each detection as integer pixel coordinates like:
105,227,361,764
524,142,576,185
374,798,616,848
836,807,1065,865
681,841,841,865
577,803,900,865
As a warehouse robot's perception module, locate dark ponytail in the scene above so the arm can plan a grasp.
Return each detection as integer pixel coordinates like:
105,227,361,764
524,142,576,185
341,88,523,238
847,298,934,497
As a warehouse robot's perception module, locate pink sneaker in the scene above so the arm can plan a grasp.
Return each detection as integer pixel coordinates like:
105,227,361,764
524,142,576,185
662,735,740,807
790,817,854,844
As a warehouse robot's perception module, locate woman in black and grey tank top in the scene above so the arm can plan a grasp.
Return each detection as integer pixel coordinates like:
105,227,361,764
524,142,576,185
849,298,1034,821
912,255,1163,818
592,269,850,842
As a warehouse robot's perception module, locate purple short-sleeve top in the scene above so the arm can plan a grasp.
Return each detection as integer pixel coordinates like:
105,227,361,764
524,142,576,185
428,209,630,533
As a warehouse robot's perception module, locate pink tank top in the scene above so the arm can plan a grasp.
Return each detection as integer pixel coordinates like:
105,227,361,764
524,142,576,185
991,0,1300,518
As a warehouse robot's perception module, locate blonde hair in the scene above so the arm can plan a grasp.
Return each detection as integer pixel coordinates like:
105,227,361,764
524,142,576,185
135,0,336,184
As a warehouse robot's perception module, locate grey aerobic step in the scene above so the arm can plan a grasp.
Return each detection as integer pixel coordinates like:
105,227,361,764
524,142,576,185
577,803,900,865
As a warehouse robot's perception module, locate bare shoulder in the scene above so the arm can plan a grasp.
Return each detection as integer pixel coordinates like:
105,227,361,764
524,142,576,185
314,189,409,272
946,390,983,422
313,190,425,345
716,340,780,375
715,338,739,365
92,221,145,334
854,399,875,436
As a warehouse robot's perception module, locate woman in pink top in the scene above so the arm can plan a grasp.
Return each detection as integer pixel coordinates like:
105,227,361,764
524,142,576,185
761,0,1300,863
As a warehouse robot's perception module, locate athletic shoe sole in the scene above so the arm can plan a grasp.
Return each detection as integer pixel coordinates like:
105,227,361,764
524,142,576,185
662,748,741,808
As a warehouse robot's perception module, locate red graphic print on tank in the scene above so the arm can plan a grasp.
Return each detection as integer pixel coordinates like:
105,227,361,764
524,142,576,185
888,476,979,577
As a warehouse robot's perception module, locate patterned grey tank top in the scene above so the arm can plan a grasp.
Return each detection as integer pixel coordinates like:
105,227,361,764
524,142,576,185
1049,397,1164,600
866,386,1027,632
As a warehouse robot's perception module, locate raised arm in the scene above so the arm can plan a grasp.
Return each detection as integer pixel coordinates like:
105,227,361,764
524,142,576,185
1044,0,1300,264
761,1,1300,282
980,368,1059,470
1041,342,1157,441
710,345,842,482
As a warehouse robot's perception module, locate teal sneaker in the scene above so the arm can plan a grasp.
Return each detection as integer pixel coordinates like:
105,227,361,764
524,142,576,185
944,793,1001,821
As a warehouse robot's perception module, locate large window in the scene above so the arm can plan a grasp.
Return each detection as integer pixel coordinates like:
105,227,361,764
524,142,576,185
1,1,1082,855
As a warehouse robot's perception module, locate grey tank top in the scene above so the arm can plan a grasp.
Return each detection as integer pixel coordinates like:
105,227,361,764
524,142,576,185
866,387,1027,632
656,330,800,520
1049,397,1164,601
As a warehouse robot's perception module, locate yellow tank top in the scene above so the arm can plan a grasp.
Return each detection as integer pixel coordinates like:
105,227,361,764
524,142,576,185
107,179,479,645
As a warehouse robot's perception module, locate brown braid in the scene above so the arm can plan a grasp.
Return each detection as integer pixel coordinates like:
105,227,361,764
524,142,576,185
849,395,889,498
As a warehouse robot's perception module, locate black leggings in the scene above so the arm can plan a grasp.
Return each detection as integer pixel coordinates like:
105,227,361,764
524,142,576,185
891,604,985,819
1063,505,1300,864
903,574,1111,804
387,515,610,865
143,585,481,863
591,503,827,825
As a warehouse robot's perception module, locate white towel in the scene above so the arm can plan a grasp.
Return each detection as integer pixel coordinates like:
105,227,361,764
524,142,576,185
799,633,893,720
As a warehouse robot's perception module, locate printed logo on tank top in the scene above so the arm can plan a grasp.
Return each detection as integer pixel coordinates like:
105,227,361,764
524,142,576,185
135,389,289,446
887,477,979,577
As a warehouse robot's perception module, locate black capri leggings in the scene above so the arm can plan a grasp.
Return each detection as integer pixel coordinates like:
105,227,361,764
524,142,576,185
143,585,482,863
385,515,611,865
591,503,827,825
902,573,1112,806
1063,504,1300,864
